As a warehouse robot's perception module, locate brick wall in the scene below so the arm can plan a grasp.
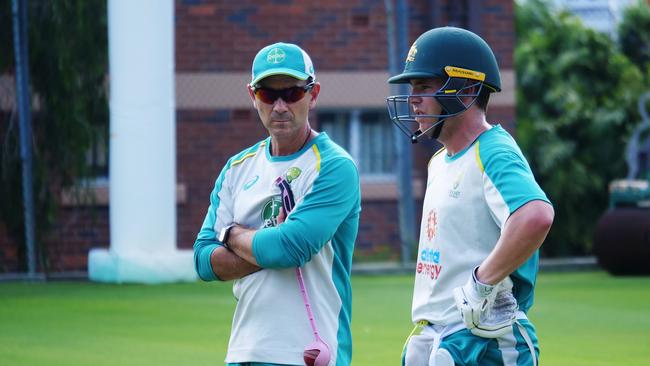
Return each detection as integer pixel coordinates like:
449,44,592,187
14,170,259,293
42,207,110,272
0,223,18,272
482,0,515,69
175,0,514,72
0,206,109,273
175,0,393,72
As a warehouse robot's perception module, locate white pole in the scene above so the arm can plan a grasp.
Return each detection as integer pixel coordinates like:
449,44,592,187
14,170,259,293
88,0,196,283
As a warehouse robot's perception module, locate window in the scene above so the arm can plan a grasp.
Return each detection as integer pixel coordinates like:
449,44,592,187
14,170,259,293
318,109,396,179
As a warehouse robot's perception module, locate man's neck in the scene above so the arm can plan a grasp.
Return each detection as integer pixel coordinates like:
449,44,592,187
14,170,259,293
440,115,491,156
270,127,315,156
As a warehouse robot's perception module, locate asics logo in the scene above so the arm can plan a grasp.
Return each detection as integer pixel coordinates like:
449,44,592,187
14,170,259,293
243,175,259,191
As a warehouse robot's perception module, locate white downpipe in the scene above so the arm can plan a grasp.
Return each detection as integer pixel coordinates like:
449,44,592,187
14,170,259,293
88,0,196,283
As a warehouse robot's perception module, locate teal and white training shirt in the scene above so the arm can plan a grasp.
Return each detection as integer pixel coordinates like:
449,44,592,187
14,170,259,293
194,132,361,366
412,124,550,326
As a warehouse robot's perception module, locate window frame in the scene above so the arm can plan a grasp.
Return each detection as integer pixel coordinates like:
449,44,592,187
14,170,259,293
317,108,396,182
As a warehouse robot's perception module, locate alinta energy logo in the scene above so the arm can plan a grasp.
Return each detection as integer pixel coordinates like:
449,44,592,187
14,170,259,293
261,197,282,228
416,247,442,280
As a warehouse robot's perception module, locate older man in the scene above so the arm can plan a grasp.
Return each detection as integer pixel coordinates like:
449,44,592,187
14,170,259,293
194,42,361,366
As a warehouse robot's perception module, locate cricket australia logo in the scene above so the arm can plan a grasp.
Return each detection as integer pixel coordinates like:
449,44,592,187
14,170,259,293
426,209,438,241
267,48,286,64
449,171,464,198
406,43,418,62
261,197,283,228
285,167,302,183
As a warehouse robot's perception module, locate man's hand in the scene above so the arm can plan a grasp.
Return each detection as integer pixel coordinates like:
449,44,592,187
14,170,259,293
227,202,289,267
226,225,260,266
453,267,497,330
471,286,518,338
277,206,287,224
453,267,517,338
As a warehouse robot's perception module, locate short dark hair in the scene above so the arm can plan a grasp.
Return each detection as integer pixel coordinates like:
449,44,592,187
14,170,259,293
475,86,491,111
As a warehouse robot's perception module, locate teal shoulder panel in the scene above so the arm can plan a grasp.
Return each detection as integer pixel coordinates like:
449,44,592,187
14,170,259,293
477,126,550,213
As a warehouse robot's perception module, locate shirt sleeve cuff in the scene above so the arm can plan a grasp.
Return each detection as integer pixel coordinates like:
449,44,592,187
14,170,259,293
198,244,220,281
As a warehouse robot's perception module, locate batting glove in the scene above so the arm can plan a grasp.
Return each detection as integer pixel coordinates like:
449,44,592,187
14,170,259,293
470,285,518,338
453,267,516,338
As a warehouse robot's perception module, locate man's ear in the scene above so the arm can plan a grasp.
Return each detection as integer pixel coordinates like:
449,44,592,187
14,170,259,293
308,82,321,109
247,84,257,108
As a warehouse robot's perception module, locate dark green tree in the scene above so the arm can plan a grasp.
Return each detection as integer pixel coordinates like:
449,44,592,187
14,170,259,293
0,1,108,273
515,0,645,256
618,1,650,71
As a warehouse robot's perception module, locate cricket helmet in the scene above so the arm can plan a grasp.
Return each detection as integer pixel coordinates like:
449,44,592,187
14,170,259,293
386,27,501,142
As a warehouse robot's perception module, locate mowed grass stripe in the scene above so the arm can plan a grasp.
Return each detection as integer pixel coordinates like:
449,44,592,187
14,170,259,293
1,272,649,366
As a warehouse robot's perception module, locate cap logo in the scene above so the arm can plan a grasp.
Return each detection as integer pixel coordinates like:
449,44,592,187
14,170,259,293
267,47,286,64
406,43,418,62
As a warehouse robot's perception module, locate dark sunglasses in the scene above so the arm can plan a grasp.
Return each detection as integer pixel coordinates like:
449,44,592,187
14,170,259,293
253,82,314,104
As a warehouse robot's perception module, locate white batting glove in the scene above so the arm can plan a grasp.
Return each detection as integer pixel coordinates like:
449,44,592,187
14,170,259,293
470,285,518,338
453,267,497,330
453,267,516,338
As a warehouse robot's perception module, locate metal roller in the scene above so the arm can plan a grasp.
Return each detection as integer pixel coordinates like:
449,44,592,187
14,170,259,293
595,93,650,275
594,208,650,275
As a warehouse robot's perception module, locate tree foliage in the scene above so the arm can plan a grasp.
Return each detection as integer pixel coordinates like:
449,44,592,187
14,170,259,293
515,0,646,256
618,1,650,71
0,1,108,272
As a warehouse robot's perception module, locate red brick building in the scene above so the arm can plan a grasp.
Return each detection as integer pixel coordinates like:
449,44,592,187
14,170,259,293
0,0,516,274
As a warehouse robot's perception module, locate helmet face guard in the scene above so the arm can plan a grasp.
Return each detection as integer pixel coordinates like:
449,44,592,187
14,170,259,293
386,27,502,143
386,73,485,143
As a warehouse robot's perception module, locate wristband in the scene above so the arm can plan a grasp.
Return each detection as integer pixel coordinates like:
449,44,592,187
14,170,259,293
472,266,495,298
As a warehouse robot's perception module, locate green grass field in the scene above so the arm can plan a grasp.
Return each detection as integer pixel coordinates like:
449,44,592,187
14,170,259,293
1,271,649,366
